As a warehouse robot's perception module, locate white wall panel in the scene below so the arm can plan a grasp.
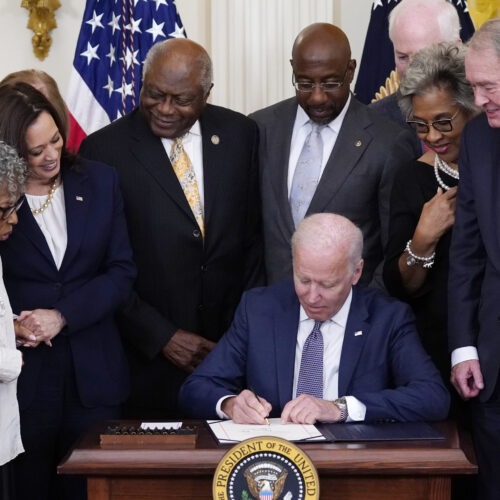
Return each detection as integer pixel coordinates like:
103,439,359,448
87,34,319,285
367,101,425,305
210,0,336,114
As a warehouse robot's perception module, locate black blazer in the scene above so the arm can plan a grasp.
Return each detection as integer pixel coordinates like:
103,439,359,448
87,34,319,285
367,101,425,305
79,106,263,415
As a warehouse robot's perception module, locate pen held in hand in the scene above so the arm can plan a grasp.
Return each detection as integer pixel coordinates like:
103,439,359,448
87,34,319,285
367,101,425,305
249,387,270,425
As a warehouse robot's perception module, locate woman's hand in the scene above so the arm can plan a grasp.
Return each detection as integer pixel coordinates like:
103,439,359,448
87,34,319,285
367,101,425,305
415,186,457,245
17,309,66,347
14,318,37,347
397,187,457,294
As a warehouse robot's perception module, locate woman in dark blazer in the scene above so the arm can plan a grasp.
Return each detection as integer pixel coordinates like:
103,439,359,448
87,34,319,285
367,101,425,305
0,82,136,500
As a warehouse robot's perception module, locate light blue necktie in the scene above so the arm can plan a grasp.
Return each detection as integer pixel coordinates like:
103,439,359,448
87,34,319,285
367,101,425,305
297,320,324,399
290,123,324,227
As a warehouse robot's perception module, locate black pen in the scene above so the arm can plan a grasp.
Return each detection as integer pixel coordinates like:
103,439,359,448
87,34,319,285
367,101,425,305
248,387,270,425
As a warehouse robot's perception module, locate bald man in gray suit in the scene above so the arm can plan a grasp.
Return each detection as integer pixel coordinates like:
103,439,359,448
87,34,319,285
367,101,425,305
250,23,415,285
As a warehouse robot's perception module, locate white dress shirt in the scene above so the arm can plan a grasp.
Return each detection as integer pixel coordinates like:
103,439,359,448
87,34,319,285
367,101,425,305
26,184,68,269
287,94,351,195
293,289,365,422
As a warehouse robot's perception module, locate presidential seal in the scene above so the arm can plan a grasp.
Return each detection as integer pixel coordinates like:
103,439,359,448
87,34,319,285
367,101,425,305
213,436,319,500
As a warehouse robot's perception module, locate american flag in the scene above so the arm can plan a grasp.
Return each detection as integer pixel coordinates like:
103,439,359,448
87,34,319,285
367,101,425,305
66,0,185,151
354,0,475,104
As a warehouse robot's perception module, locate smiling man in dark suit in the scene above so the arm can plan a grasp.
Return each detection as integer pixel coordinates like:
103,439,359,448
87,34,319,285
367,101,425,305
448,19,500,499
250,23,415,287
79,38,263,418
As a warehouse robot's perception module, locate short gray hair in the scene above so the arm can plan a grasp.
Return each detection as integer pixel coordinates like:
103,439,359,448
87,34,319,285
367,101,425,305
389,0,460,43
291,213,363,271
143,39,213,93
398,42,479,119
468,18,500,60
0,141,27,201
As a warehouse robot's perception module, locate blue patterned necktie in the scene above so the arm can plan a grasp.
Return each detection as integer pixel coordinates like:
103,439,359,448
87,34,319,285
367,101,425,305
290,122,324,227
297,320,324,399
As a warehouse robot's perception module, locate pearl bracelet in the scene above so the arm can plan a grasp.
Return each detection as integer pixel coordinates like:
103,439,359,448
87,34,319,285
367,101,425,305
405,240,435,269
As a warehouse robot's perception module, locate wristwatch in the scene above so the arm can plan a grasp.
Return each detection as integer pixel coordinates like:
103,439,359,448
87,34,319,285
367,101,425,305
333,397,348,422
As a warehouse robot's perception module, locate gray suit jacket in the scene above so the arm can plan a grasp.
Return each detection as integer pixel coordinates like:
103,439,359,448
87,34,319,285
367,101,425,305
250,96,416,285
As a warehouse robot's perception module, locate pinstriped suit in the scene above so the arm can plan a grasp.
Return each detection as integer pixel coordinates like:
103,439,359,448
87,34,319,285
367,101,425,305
80,106,263,416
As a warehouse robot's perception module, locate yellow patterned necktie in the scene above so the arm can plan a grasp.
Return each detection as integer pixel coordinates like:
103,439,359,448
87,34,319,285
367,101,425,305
170,136,205,237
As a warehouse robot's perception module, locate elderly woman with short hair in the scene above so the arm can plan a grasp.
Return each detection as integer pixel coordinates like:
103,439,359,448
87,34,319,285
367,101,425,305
0,141,28,500
383,42,479,410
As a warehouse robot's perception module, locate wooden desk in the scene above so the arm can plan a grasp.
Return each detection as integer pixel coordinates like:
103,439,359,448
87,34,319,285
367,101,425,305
58,420,476,500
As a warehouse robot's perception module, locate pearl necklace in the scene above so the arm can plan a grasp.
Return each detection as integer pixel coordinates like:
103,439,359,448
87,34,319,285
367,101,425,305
31,178,58,215
434,154,459,191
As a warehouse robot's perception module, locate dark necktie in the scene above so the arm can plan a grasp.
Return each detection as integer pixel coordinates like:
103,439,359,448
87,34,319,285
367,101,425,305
297,320,324,399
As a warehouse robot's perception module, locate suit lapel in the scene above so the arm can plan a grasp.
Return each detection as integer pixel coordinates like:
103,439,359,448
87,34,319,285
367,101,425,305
198,107,226,227
309,98,372,215
269,100,297,234
129,112,198,226
274,284,301,408
59,168,89,272
338,286,369,396
491,127,500,251
15,200,55,267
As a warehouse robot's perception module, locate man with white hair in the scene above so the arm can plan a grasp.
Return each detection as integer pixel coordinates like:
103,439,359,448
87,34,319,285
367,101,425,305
448,19,500,500
370,0,461,155
180,213,449,425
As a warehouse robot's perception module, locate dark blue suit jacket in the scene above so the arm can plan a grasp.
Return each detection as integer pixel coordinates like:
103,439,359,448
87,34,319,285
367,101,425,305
449,113,500,402
179,282,449,422
0,159,136,409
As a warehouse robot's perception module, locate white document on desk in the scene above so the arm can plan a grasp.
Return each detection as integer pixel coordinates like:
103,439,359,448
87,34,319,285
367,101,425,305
207,418,326,443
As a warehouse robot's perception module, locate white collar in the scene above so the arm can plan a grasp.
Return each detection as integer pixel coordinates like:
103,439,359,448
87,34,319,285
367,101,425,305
296,93,352,135
298,287,353,329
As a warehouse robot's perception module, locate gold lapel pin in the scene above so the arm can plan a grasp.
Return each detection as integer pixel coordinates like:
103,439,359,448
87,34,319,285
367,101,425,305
211,135,220,145
355,140,362,147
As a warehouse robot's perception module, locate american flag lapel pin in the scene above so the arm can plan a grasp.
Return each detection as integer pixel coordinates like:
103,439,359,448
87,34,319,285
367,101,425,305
354,330,363,337
76,196,83,202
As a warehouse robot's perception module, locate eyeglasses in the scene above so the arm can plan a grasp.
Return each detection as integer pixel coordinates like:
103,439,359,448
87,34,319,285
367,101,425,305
406,109,460,134
292,64,351,93
0,196,24,221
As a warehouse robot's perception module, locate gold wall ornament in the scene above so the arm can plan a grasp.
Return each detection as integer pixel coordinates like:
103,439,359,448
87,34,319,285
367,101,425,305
21,0,61,61
371,69,400,103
